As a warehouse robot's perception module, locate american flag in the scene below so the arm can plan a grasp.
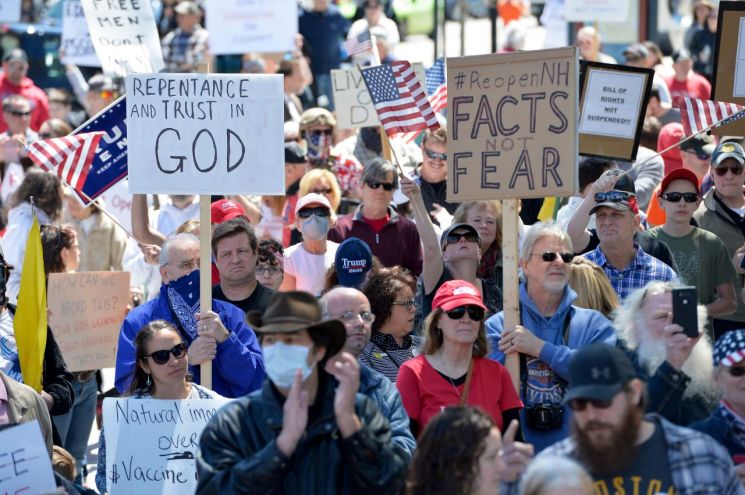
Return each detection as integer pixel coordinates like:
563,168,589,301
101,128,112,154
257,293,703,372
400,84,447,143
425,57,445,95
674,96,745,137
343,30,373,57
27,132,104,193
361,61,440,136
714,328,745,367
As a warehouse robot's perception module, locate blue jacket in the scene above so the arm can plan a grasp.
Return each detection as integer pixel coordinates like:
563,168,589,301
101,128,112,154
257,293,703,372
114,285,264,398
298,6,349,75
359,364,416,460
690,414,745,458
485,283,616,451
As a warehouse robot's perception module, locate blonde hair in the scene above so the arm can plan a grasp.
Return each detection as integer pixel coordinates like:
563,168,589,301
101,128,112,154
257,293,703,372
299,168,342,212
422,307,488,357
52,445,76,482
452,200,503,246
568,257,619,318
520,456,593,495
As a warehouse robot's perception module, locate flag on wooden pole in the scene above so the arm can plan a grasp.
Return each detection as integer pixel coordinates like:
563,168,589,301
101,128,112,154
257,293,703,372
27,132,105,194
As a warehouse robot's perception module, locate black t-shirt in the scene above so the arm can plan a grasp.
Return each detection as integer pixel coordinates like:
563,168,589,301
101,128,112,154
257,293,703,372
592,423,675,494
419,177,458,218
212,282,276,315
580,230,679,272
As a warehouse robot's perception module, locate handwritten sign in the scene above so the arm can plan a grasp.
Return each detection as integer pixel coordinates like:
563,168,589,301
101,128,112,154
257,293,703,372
103,398,231,495
47,271,130,371
80,0,164,77
206,0,296,55
446,48,578,201
125,73,285,195
0,421,56,495
0,0,20,22
99,179,133,233
564,0,629,22
62,0,100,67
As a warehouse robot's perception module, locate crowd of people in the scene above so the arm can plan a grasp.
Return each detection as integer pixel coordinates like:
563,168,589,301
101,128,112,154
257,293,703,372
0,0,744,494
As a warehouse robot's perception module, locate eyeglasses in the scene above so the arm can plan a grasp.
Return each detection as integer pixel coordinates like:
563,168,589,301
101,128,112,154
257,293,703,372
424,148,447,161
256,266,282,276
392,299,415,310
445,232,479,244
169,257,199,270
568,398,613,411
727,366,745,377
533,251,574,263
661,192,699,203
365,180,395,191
309,129,333,136
39,133,52,140
143,343,188,365
444,305,485,321
714,164,745,176
311,188,333,195
594,191,634,203
297,207,330,219
329,310,375,324
8,110,30,117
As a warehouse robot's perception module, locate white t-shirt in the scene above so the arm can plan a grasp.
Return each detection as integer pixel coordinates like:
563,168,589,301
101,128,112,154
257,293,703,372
284,241,339,296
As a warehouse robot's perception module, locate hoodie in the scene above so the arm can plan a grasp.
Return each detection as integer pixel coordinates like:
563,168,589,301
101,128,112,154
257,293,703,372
0,73,50,132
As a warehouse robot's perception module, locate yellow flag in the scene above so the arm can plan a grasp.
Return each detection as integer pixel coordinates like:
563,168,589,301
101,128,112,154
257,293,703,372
537,197,559,222
13,216,47,392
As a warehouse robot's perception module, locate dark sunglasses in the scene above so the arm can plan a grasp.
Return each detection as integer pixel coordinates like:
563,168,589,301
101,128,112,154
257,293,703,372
366,180,395,191
727,366,745,377
143,343,188,365
311,188,332,195
297,206,330,219
8,110,30,117
444,305,485,321
309,129,333,136
661,192,699,203
714,164,745,176
424,148,447,161
534,251,574,263
568,398,613,411
445,232,479,244
594,191,634,203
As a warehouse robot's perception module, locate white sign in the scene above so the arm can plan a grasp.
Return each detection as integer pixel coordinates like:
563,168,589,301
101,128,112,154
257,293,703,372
564,0,628,23
62,0,100,67
734,18,745,97
0,421,56,495
100,179,133,233
0,0,20,22
125,73,285,195
579,70,646,139
81,0,164,77
206,0,297,55
103,398,231,495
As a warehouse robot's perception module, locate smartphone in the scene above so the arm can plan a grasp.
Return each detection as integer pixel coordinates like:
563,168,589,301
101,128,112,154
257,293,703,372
672,287,699,338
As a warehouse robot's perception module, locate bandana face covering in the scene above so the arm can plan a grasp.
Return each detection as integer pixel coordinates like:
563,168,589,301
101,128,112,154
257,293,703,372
306,131,331,162
166,269,200,341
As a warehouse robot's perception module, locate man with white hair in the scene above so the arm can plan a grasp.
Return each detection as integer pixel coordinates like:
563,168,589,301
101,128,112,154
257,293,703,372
614,280,719,425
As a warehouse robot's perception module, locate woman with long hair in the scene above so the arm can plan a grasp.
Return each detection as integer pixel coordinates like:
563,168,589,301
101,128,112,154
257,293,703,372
452,200,503,287
568,257,619,319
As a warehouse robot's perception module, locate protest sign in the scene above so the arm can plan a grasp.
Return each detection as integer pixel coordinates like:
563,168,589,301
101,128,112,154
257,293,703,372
125,73,285,195
206,0,296,55
0,0,20,22
578,62,653,161
446,48,578,202
62,0,100,67
103,397,231,494
332,63,427,129
712,2,745,135
80,0,164,77
99,179,133,232
47,271,130,371
564,0,629,22
0,421,56,494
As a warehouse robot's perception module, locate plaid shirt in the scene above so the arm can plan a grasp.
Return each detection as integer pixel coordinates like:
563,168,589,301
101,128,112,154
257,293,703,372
583,243,677,300
161,25,209,73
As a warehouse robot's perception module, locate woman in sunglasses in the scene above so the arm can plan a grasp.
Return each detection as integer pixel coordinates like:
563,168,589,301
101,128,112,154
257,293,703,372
96,320,222,493
397,280,522,436
360,266,422,382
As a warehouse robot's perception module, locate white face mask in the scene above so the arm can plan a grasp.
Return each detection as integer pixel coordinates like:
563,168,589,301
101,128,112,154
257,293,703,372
301,215,329,241
262,342,315,388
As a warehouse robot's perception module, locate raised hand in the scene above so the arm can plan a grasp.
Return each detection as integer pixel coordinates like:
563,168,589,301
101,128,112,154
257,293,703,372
276,370,309,456
499,419,534,482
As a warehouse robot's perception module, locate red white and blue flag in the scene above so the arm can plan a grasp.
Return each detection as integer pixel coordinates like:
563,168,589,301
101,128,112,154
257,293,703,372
674,96,745,137
27,132,105,194
343,30,373,56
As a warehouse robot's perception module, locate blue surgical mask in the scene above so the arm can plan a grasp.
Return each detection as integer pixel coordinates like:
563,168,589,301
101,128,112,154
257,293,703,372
301,215,329,241
262,342,315,388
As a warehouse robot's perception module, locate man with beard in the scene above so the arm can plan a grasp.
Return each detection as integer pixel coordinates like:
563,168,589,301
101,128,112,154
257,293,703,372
506,343,743,495
320,287,416,459
614,281,719,425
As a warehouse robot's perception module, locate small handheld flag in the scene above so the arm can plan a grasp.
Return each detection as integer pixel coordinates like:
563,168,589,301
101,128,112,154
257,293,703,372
27,132,105,194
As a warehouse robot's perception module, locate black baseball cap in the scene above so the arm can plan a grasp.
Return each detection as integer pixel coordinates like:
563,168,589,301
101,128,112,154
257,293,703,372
711,141,745,167
440,223,479,249
564,343,637,403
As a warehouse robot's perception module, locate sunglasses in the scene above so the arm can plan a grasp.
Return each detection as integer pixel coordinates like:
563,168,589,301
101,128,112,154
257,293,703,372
727,366,745,377
568,398,613,411
143,343,188,365
714,164,745,176
297,207,330,219
445,232,479,244
424,148,447,161
309,129,333,136
311,188,332,195
8,110,30,117
444,305,485,321
392,299,415,310
365,180,395,191
534,251,574,263
661,192,699,203
594,191,634,203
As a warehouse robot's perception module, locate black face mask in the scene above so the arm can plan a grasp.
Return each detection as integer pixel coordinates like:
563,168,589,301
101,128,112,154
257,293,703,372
360,127,382,154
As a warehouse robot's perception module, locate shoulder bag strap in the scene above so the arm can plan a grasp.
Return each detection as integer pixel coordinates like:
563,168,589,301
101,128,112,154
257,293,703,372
459,358,475,406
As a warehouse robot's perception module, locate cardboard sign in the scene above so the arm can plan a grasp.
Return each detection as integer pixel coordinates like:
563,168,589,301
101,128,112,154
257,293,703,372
0,421,56,494
125,73,285,195
0,0,20,22
446,48,578,202
61,0,100,67
205,0,296,55
80,0,164,77
47,271,130,372
103,398,231,495
712,2,745,135
578,62,653,161
332,63,427,129
564,0,629,22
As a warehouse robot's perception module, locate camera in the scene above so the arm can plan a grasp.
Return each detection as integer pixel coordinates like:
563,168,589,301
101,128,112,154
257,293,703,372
525,403,564,431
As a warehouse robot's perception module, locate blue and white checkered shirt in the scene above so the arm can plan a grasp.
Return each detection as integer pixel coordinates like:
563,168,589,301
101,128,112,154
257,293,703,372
583,243,677,300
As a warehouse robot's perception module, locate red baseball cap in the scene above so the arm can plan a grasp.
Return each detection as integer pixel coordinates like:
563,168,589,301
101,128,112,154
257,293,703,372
658,123,684,175
211,199,247,224
432,280,487,312
658,168,699,196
